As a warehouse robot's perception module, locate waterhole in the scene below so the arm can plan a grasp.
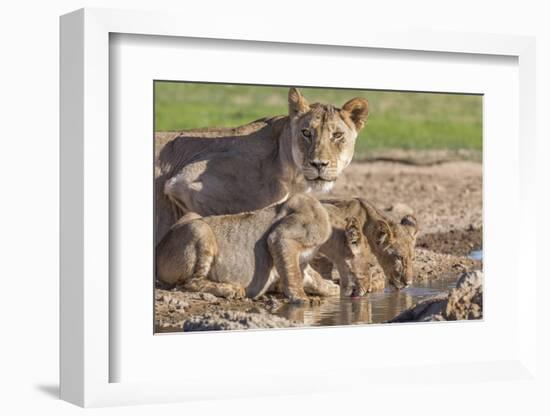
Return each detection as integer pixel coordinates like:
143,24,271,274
468,249,483,261
273,276,458,326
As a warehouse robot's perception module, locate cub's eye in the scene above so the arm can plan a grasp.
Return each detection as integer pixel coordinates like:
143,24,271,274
332,131,344,140
301,129,312,138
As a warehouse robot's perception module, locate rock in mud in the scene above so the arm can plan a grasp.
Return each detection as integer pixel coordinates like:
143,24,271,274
445,270,483,320
388,270,483,323
182,310,298,331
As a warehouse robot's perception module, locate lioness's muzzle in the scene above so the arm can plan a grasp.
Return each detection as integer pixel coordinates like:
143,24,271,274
309,159,329,171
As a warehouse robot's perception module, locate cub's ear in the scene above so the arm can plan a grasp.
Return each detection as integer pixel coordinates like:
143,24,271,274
288,87,310,117
342,97,369,131
375,220,393,247
400,215,419,239
344,216,362,246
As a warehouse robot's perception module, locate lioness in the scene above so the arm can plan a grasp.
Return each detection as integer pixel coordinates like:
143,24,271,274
156,194,369,303
155,88,369,243
317,198,419,295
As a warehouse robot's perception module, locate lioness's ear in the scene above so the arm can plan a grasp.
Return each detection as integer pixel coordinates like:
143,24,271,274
376,220,393,247
288,87,310,117
342,97,369,131
400,215,419,239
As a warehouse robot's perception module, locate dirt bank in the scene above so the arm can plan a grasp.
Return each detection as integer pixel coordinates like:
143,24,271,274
155,290,300,332
323,157,482,236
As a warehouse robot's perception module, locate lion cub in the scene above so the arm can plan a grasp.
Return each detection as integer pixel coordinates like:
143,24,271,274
156,194,340,303
317,198,419,296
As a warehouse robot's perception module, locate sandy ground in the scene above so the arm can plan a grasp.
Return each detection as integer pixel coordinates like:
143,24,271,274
326,155,482,236
155,153,483,332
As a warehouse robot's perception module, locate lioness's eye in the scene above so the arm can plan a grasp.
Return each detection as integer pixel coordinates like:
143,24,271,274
332,131,344,140
301,129,312,138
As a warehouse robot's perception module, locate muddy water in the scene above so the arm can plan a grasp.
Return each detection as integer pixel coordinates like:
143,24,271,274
273,276,458,327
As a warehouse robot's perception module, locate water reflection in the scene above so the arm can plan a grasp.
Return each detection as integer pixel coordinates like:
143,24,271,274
274,277,457,326
468,249,483,261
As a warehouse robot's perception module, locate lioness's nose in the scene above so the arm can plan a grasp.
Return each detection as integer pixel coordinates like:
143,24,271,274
310,160,329,170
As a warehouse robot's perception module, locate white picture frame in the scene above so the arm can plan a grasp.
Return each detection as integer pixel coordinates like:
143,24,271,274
60,7,537,408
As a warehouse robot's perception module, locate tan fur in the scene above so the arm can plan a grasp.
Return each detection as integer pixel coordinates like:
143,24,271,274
155,88,369,244
316,198,419,295
156,194,334,304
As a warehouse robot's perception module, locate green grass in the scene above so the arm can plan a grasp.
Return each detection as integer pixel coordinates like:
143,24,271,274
155,82,482,156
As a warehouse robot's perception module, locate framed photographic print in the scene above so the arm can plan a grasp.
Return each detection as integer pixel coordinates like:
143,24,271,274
152,81,482,333
60,7,537,408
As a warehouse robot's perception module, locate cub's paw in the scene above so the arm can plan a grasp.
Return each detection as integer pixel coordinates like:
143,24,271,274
231,286,247,300
320,281,340,296
341,285,354,297
222,285,246,300
308,296,322,306
288,294,310,305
